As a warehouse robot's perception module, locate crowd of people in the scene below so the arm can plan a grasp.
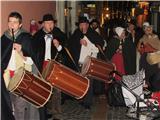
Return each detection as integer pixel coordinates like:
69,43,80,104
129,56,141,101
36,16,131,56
1,11,160,120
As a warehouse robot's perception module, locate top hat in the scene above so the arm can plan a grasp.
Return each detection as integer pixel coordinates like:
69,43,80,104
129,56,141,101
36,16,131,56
75,16,89,26
39,14,57,24
90,19,100,25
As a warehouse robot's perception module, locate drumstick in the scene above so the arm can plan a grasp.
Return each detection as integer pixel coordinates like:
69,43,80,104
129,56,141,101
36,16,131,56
64,47,81,72
96,44,109,61
12,29,16,43
53,52,59,60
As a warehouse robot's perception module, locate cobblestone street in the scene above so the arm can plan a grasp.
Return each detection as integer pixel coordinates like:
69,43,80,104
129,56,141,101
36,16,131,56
54,95,135,120
50,94,160,120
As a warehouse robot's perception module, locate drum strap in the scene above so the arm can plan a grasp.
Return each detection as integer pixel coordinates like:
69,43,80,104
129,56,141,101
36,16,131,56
64,47,80,72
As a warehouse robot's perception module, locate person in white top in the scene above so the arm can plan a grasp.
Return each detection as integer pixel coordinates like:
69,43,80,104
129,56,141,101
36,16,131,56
68,16,104,110
33,13,67,120
68,16,104,69
1,11,39,120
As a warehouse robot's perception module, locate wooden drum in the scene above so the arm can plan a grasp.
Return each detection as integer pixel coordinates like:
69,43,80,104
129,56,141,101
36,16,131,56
81,56,116,83
8,67,52,108
42,60,89,99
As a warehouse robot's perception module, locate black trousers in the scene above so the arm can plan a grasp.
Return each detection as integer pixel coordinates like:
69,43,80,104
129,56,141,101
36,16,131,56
39,106,47,120
93,79,105,95
81,79,93,107
1,79,15,120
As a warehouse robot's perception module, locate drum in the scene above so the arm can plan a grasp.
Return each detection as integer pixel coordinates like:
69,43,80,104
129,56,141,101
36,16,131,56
8,67,52,108
146,51,160,65
81,56,116,83
42,60,89,99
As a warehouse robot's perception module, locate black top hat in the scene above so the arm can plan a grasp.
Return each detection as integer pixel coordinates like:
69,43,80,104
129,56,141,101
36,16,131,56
90,19,100,25
39,14,57,24
75,16,89,26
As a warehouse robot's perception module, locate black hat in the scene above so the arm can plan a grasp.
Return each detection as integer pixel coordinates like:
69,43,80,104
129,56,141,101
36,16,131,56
39,14,57,24
75,16,89,26
90,19,100,25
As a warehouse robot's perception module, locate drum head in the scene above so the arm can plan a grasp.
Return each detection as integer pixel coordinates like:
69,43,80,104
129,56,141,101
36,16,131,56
8,67,24,91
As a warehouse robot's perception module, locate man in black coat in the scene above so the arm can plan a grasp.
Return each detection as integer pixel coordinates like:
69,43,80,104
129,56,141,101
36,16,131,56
68,16,104,70
68,16,104,109
33,14,67,72
33,13,67,120
1,12,37,120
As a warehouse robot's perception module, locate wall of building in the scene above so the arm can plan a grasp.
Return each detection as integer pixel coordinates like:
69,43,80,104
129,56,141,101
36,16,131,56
1,1,56,35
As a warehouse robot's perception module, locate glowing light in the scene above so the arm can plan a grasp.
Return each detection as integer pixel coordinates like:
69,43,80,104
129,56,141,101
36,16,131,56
106,7,109,11
106,14,109,18
131,8,135,17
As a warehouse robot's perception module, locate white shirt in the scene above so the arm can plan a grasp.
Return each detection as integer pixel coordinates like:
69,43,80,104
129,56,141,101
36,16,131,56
7,50,16,70
44,34,63,60
44,34,52,60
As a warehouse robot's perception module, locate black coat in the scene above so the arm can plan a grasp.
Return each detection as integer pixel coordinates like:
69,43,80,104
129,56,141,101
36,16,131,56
105,37,120,61
1,36,15,120
105,35,136,75
123,33,137,74
1,32,36,70
135,27,144,46
32,27,67,72
1,30,35,120
68,27,104,70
